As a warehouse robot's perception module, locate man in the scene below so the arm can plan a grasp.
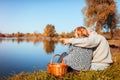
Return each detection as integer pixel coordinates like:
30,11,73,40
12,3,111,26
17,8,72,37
61,27,113,70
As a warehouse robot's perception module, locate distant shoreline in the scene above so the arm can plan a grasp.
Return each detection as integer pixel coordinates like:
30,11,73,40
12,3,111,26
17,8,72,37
0,37,120,48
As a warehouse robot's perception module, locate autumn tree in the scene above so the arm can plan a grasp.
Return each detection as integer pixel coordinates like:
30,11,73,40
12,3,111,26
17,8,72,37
0,33,4,37
60,31,74,38
82,0,118,37
16,32,24,37
43,24,56,37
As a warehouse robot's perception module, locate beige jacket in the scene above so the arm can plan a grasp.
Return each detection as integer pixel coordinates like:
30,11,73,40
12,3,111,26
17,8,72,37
69,31,113,66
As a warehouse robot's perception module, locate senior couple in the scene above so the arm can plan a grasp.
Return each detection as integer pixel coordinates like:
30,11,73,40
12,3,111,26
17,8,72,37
58,26,113,72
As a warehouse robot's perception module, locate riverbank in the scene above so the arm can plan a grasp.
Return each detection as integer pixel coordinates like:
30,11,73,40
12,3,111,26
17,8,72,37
4,63,120,80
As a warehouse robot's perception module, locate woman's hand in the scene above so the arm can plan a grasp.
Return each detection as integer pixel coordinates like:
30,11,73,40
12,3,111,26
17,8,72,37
59,38,70,45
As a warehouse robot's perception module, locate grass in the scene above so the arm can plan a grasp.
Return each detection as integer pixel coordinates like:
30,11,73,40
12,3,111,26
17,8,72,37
4,63,120,80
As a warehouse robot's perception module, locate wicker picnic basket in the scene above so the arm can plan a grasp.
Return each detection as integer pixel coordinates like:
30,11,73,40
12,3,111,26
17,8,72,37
47,54,68,76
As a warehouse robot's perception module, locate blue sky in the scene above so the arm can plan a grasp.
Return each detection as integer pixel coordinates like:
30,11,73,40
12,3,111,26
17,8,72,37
0,0,120,34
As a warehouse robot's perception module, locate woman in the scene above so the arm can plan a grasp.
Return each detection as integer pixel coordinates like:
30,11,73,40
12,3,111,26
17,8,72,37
58,26,93,72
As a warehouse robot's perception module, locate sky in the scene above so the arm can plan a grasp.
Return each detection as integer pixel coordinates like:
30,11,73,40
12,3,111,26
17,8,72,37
0,0,120,34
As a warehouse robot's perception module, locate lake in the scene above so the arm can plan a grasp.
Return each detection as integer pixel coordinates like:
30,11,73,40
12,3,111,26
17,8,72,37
0,38,68,77
0,38,120,78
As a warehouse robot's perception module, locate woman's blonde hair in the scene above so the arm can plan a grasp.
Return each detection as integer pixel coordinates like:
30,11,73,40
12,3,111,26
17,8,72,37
75,26,89,38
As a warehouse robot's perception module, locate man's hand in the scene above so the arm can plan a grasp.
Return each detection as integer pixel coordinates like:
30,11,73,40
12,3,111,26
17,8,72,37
59,38,70,45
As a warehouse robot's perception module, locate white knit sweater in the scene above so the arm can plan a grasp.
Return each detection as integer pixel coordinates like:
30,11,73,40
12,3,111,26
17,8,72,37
68,31,113,66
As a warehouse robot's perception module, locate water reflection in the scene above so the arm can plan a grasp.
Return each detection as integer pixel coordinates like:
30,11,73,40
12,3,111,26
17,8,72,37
43,40,56,54
0,38,2,43
0,38,120,55
0,38,59,54
17,38,25,44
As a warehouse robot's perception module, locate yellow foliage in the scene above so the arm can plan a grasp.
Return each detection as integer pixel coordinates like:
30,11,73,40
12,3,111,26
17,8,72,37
83,0,117,35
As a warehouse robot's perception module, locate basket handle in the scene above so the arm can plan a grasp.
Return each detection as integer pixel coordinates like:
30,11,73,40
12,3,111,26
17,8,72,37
50,54,64,64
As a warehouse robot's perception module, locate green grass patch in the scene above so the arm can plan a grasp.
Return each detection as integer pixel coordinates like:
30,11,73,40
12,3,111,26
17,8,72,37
5,63,120,80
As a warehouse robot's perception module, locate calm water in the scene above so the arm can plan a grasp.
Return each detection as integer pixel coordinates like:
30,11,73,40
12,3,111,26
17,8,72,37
0,38,120,78
0,38,68,77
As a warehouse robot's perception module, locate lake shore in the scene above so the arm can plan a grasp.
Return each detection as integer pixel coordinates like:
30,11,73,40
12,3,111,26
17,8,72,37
5,63,120,80
1,36,120,47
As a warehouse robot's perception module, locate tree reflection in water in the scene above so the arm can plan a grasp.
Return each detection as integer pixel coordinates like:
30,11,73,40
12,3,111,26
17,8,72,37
17,38,25,44
43,40,56,54
0,38,2,43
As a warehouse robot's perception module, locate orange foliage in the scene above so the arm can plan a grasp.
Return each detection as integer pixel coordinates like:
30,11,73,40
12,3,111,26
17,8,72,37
83,0,118,35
